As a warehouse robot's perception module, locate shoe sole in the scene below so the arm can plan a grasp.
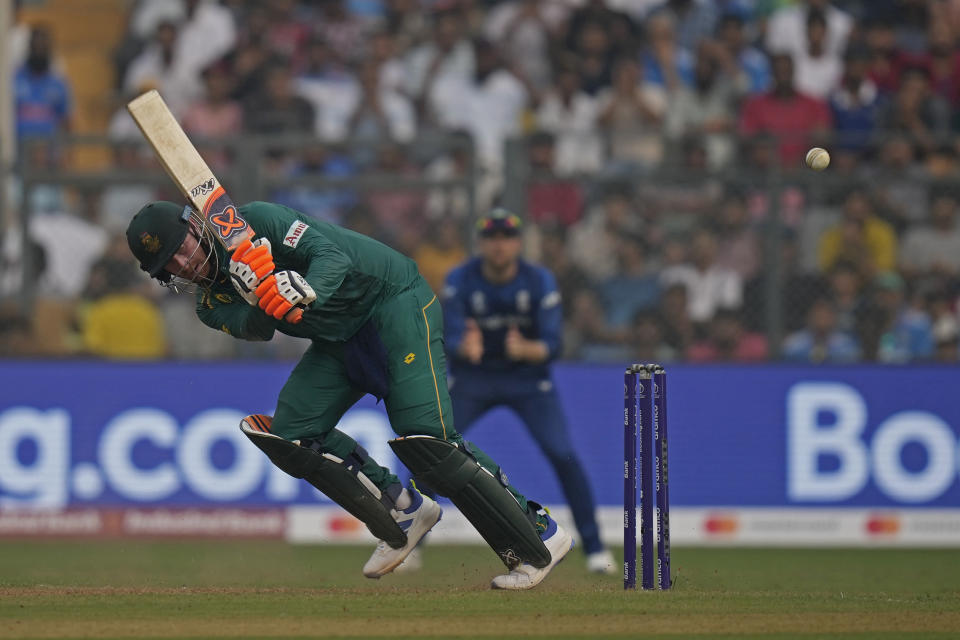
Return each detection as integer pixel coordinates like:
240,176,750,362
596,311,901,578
363,501,443,579
490,530,575,591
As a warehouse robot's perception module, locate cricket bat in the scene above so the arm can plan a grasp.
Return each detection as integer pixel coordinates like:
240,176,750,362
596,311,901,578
126,89,252,251
127,90,303,322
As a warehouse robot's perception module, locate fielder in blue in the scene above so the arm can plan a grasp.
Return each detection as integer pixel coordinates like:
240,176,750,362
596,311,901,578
442,209,615,574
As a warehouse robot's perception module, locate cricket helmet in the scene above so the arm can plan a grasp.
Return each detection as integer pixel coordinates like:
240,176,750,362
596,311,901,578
126,201,191,282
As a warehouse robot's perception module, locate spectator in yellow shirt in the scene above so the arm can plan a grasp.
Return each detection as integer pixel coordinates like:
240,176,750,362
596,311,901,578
81,293,167,359
818,187,896,277
414,217,467,295
79,233,167,359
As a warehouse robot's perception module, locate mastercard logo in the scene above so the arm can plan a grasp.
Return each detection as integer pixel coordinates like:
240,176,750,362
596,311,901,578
704,514,739,534
866,515,900,535
328,515,363,533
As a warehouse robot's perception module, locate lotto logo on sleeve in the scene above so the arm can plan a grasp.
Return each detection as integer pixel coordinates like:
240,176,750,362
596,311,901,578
284,221,309,248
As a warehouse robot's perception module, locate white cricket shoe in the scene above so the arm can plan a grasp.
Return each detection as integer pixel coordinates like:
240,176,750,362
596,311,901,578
393,546,424,573
586,549,618,575
490,514,574,590
362,488,442,578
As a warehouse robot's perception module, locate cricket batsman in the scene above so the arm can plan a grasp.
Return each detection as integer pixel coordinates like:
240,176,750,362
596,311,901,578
443,209,615,574
126,200,573,589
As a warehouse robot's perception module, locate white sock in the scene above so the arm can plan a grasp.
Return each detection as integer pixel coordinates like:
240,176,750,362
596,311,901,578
395,488,412,510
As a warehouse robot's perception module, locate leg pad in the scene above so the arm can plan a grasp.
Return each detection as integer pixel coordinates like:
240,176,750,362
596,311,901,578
241,416,407,549
389,435,550,569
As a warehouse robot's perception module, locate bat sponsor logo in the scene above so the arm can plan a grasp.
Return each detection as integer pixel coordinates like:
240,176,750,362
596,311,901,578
283,221,308,248
190,179,216,198
211,205,246,238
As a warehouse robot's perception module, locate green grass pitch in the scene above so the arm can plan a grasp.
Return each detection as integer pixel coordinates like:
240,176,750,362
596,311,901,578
0,541,958,639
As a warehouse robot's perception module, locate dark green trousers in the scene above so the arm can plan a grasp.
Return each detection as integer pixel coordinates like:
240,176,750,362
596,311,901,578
271,278,530,511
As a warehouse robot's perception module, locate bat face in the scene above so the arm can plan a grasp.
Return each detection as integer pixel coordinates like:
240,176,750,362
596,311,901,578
127,90,251,251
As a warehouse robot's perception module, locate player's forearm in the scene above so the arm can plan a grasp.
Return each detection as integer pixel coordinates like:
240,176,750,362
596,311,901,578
197,303,277,341
242,304,282,340
518,339,550,363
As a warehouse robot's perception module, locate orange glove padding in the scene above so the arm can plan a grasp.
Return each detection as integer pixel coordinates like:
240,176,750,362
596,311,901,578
230,237,275,280
255,270,316,323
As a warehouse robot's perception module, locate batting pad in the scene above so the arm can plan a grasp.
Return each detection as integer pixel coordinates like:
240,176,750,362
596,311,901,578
390,435,550,569
240,416,407,549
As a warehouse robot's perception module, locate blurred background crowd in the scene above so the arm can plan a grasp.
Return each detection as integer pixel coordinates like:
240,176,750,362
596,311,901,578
4,0,960,364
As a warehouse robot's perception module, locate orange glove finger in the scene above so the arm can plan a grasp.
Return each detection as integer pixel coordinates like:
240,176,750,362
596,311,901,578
255,275,277,299
259,289,278,311
267,296,292,318
231,238,253,262
250,252,275,276
242,245,271,265
249,251,273,271
272,300,294,319
253,262,275,280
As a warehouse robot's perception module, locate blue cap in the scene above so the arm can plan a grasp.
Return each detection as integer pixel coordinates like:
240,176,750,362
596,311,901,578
477,208,522,237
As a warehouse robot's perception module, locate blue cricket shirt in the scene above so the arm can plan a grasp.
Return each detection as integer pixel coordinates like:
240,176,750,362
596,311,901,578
442,257,562,380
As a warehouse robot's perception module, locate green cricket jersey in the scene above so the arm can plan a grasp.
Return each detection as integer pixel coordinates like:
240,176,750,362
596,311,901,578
192,202,536,518
196,201,421,343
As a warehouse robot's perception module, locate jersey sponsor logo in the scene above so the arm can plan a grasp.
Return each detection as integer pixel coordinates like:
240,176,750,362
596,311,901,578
470,291,487,315
284,221,309,248
477,315,531,330
474,314,533,331
214,293,233,304
516,290,530,313
404,352,416,364
541,291,561,309
190,178,216,198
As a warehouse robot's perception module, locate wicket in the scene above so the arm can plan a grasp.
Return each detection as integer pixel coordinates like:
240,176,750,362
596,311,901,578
624,364,671,590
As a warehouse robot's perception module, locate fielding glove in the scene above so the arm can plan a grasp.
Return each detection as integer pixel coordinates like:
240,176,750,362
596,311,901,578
229,237,275,305
255,270,316,322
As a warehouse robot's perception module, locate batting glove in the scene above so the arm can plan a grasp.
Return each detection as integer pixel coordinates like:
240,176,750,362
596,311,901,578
255,270,316,323
229,237,275,305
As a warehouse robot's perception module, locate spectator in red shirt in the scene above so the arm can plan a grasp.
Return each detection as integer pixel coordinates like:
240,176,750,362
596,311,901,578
912,20,960,108
739,53,832,167
525,131,584,227
182,62,243,172
365,143,426,240
687,307,769,362
879,66,950,154
263,0,311,64
865,18,905,96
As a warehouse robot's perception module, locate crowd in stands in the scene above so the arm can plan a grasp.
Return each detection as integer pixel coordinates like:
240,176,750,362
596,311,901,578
5,0,960,364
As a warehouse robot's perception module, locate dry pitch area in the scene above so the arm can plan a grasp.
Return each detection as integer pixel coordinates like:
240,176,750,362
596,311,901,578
0,541,958,639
